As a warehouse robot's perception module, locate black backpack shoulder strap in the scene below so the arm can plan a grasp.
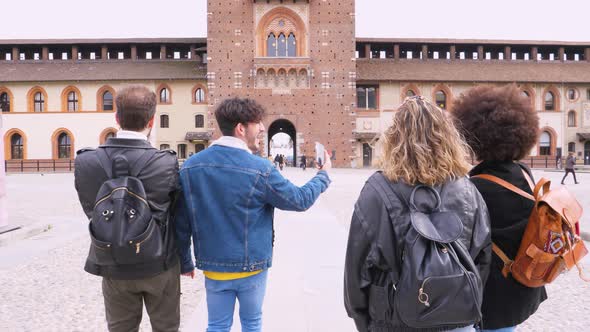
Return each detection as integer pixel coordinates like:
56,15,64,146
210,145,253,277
95,147,113,179
130,148,158,178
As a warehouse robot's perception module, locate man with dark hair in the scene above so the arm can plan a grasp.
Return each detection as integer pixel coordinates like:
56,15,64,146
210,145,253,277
75,85,180,332
175,97,331,332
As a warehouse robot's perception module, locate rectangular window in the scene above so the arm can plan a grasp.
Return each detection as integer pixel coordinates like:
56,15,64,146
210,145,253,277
174,51,181,59
118,52,124,59
357,86,377,109
177,144,187,159
62,52,68,60
90,52,96,60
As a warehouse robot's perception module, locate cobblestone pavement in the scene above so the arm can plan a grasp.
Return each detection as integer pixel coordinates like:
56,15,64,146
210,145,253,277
1,169,589,331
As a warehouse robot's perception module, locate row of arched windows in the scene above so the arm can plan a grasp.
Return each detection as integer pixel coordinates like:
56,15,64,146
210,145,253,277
156,85,207,104
4,128,118,160
0,86,114,113
159,114,205,129
0,84,207,113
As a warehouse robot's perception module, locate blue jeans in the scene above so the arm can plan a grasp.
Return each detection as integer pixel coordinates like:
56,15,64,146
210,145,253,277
205,270,268,332
479,327,517,332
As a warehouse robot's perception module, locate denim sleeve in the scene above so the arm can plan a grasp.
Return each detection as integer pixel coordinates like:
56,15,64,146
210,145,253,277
264,168,331,211
174,178,195,274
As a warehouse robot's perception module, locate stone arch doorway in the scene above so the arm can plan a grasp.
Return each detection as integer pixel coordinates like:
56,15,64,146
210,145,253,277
268,119,296,166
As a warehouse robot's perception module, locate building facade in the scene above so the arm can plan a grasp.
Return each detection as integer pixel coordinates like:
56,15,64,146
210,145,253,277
2,2,590,169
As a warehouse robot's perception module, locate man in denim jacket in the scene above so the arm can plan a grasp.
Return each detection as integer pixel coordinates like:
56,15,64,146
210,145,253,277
175,98,331,332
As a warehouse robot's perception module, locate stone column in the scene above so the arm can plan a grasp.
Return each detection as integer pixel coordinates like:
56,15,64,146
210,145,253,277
531,47,538,61
393,44,400,60
364,44,371,59
160,45,167,59
42,47,49,61
422,45,428,60
449,45,456,60
0,112,7,228
559,47,565,61
477,46,484,60
131,45,137,60
72,45,78,61
586,48,590,62
101,45,108,60
504,46,511,61
11,47,18,61
190,44,196,60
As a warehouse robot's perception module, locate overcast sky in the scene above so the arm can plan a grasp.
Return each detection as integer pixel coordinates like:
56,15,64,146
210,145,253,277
2,0,589,41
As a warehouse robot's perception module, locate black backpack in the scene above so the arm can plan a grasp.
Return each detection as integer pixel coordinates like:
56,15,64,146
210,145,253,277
370,173,483,329
87,147,165,266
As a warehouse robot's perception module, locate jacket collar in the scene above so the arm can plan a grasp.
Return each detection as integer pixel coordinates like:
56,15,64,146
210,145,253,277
210,136,252,154
116,130,148,141
102,138,154,149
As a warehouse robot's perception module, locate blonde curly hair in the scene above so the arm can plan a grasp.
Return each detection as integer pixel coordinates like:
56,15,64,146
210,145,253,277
381,96,472,186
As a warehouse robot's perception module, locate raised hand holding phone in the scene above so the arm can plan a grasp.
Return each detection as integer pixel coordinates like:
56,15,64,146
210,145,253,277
315,142,331,171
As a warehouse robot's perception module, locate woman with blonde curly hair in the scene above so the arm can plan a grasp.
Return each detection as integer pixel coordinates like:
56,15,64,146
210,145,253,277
344,96,491,332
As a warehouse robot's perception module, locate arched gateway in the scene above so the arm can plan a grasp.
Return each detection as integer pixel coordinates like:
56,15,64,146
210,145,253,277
267,119,296,165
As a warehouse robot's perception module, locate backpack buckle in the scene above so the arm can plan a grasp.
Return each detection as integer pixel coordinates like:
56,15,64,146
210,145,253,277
501,261,513,278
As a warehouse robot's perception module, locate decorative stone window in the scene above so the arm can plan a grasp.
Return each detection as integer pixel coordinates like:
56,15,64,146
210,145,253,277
10,133,24,159
435,91,447,110
256,7,307,57
566,88,578,101
568,111,577,127
0,88,13,113
177,144,187,159
568,142,576,153
357,86,378,109
61,86,82,112
539,131,551,155
542,87,560,112
545,92,555,111
195,114,205,128
97,86,116,112
160,114,169,128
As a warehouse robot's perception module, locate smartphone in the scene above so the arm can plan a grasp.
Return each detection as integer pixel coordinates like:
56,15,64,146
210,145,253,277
315,142,325,166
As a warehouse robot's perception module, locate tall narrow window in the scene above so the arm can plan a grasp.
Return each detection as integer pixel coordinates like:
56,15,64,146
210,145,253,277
567,89,577,101
177,144,187,159
160,88,169,103
10,134,23,159
568,111,576,127
67,91,78,111
103,91,113,111
568,142,576,153
34,92,44,112
267,33,277,57
194,88,205,103
545,92,555,111
356,86,377,109
435,91,447,109
58,133,71,159
160,114,169,128
277,33,287,57
287,33,296,57
539,131,551,155
195,114,205,128
0,92,9,112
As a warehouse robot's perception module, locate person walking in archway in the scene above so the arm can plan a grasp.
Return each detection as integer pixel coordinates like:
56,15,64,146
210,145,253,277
561,152,579,184
300,153,307,171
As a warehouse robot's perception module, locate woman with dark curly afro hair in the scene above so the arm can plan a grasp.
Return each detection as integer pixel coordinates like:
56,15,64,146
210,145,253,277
452,84,545,332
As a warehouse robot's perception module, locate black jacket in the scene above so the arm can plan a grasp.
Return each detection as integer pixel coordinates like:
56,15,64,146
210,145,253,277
344,173,491,332
470,161,547,329
74,138,179,279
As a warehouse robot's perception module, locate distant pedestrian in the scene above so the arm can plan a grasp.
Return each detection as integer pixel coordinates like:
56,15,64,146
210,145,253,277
274,154,280,169
561,152,579,184
74,85,180,332
279,154,284,171
453,84,546,331
300,154,307,171
175,97,332,332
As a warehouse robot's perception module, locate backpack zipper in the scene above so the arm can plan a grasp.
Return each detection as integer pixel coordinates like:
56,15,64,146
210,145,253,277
95,187,149,208
128,222,156,254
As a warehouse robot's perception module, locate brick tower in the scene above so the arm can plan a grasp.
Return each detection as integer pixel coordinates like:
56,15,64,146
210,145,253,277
207,0,357,167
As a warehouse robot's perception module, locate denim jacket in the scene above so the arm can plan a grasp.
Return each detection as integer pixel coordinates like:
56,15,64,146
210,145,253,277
175,140,331,274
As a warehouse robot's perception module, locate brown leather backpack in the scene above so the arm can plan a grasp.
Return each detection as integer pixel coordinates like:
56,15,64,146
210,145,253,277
473,173,589,288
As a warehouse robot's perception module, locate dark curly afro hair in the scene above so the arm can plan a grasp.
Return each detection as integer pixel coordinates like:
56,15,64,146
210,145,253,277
452,84,539,161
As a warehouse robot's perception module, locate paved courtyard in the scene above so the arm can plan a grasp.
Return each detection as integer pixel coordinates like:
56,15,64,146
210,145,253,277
0,167,589,331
